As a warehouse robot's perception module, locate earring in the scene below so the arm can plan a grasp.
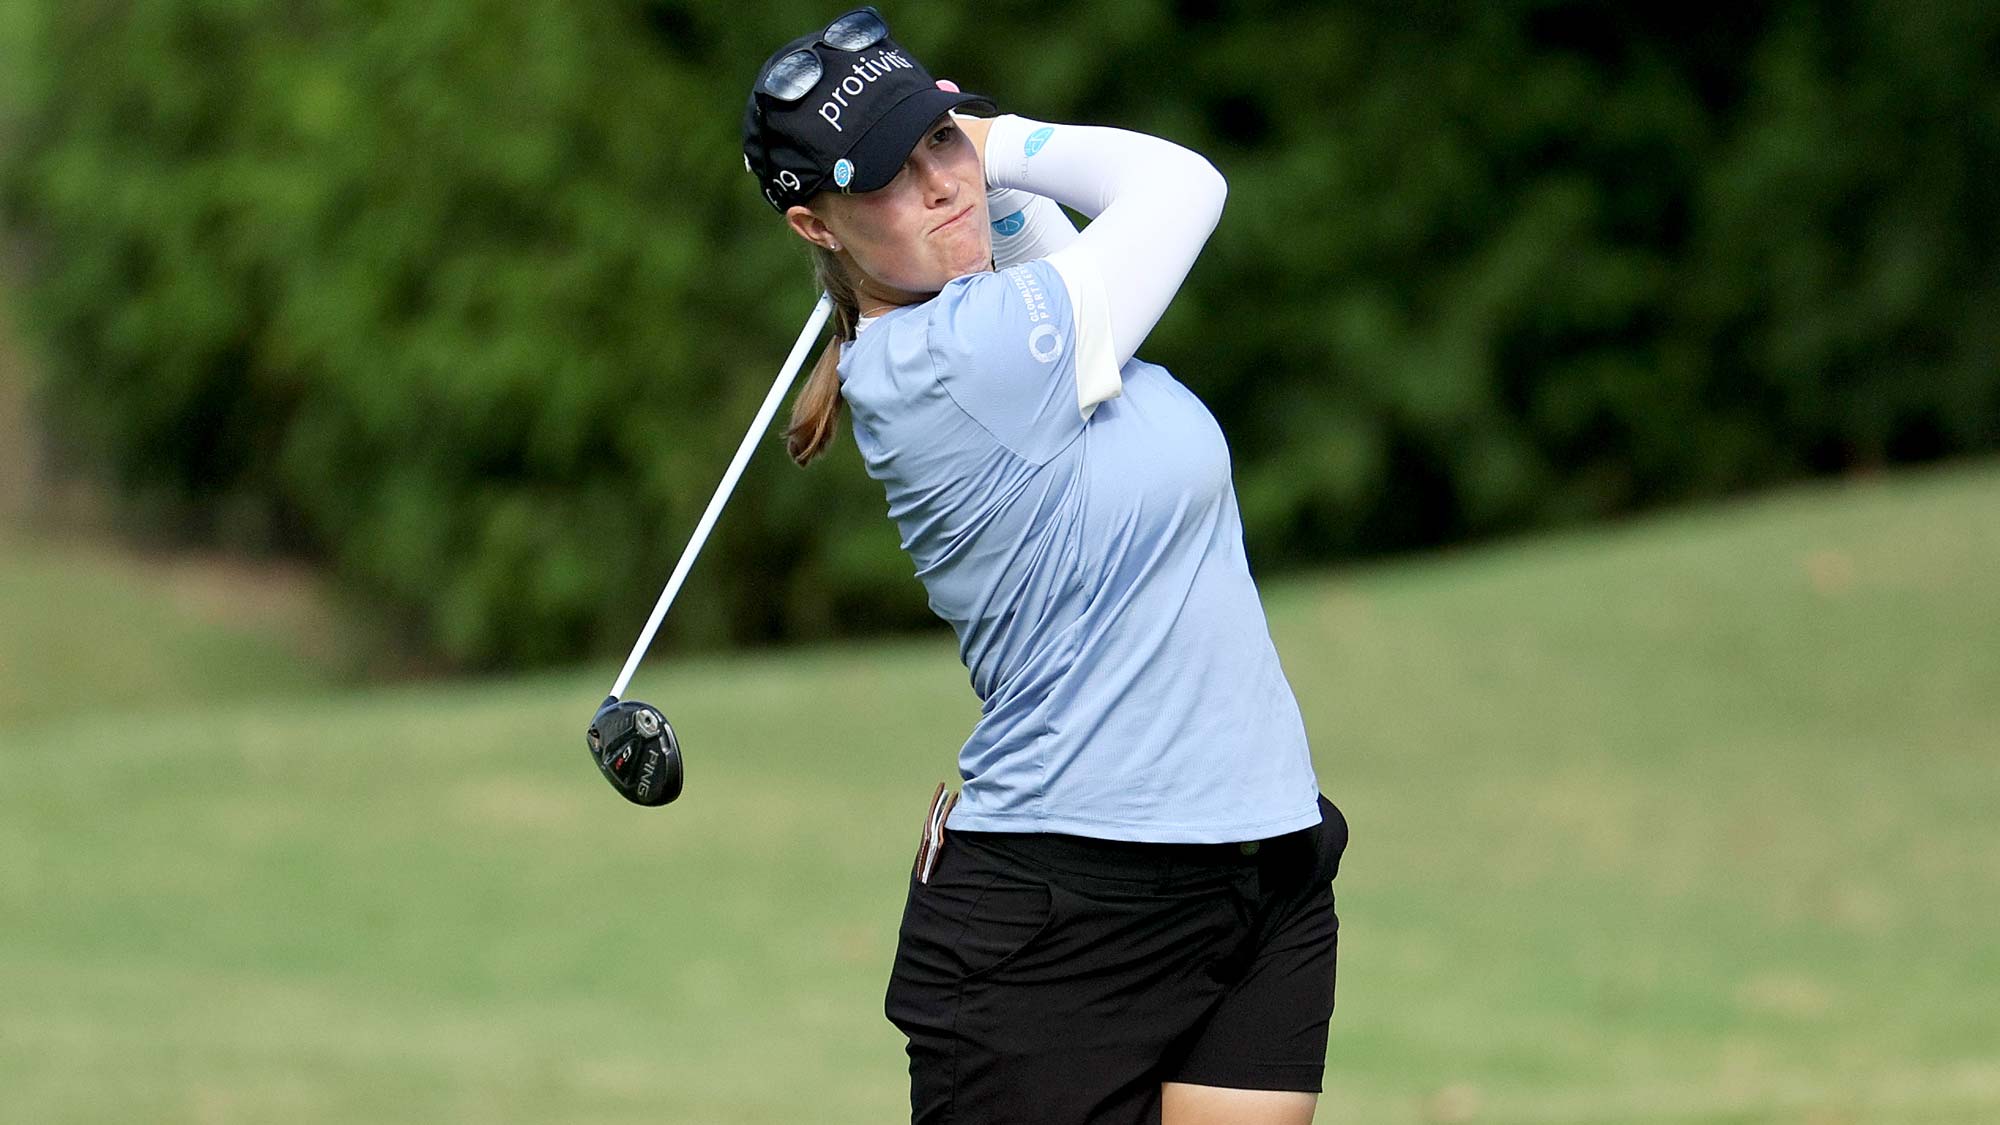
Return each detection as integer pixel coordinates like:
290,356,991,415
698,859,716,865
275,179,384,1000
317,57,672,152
828,240,842,252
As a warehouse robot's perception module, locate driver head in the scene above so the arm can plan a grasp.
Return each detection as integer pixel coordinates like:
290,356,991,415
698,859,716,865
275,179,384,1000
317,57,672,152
587,698,684,806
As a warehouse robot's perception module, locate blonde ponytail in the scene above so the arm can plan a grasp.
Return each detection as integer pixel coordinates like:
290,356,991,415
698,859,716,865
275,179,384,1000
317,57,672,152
786,245,863,467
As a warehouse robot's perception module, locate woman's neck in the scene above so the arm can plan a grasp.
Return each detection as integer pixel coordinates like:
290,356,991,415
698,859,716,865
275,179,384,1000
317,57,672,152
852,259,997,321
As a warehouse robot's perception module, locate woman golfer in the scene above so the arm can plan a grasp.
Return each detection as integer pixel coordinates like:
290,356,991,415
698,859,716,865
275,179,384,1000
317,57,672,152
743,10,1346,1123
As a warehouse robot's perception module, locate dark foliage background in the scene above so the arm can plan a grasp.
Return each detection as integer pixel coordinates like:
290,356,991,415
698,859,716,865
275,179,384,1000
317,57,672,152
4,0,1997,668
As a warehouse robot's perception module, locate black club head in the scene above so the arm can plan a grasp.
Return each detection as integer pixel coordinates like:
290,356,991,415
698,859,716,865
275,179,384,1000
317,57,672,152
586,697,684,807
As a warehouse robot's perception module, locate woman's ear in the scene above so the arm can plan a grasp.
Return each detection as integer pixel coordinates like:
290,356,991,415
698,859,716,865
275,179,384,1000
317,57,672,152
786,206,841,253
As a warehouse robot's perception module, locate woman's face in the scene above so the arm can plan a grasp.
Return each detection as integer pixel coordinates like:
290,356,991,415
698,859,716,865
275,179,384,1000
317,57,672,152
787,115,991,308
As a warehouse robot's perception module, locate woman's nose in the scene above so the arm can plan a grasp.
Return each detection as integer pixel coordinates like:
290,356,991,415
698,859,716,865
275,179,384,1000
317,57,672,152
917,155,956,203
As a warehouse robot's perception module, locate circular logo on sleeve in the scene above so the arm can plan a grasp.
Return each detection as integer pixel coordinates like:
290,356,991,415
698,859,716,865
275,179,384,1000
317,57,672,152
1028,323,1063,363
833,158,855,189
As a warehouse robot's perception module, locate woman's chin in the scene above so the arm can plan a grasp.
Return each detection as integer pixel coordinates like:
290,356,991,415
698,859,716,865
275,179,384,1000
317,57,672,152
947,244,998,280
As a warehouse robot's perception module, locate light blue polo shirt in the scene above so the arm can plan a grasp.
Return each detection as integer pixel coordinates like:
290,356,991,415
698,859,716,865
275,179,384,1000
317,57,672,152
838,257,1319,842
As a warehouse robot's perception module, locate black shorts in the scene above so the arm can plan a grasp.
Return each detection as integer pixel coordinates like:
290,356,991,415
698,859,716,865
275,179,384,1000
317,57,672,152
884,795,1347,1125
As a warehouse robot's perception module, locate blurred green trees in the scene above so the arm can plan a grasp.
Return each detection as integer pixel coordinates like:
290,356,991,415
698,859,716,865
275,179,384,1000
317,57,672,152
5,0,1997,668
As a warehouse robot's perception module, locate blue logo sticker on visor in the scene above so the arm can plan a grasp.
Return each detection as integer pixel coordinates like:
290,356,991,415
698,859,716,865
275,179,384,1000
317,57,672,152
833,158,855,189
991,209,1027,236
1024,127,1053,157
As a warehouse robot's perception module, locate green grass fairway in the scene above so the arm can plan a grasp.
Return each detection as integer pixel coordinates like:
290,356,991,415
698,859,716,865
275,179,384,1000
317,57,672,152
2,463,1997,1123
0,524,359,726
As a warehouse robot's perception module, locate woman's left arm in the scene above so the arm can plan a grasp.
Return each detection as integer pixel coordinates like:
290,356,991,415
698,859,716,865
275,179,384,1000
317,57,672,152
981,114,1227,371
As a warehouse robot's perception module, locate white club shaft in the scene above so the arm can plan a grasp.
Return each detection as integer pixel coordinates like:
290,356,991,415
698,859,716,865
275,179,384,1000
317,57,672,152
608,292,834,701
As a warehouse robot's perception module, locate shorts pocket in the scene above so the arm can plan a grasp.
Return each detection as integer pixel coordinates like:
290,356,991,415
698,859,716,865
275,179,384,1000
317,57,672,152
959,872,1059,982
1313,793,1349,883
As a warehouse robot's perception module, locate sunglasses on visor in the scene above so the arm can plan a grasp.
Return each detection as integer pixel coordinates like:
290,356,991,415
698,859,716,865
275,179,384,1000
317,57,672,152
757,7,892,102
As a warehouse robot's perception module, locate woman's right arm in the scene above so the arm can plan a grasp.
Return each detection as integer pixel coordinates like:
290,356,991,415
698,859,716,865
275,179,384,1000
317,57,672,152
979,114,1227,370
952,113,1082,269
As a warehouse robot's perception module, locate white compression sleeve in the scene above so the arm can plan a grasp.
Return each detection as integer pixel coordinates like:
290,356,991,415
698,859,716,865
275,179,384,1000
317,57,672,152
955,113,1081,269
982,114,1227,368
986,188,1079,269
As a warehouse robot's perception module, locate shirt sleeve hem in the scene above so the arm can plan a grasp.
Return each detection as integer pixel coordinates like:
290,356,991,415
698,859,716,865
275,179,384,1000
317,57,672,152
1044,250,1123,420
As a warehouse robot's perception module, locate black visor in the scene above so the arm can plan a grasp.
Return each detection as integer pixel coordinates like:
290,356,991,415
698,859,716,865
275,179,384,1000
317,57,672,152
742,9,993,212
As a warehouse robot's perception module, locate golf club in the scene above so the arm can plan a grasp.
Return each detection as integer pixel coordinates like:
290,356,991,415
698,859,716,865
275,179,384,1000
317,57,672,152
587,291,834,804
